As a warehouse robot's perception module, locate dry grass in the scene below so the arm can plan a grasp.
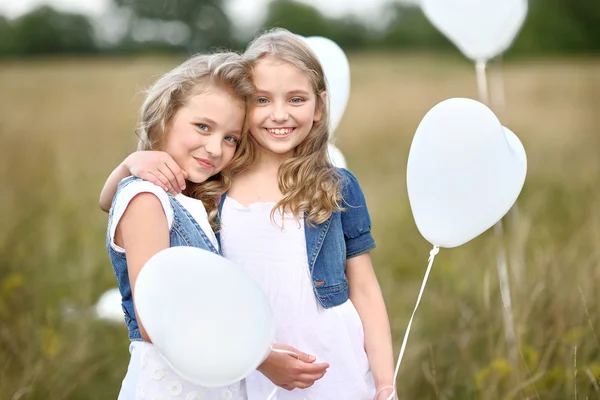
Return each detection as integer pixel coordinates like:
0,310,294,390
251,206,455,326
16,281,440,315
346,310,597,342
1,53,599,399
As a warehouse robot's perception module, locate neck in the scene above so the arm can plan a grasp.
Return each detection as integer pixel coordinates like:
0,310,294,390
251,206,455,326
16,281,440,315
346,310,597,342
253,146,293,174
182,181,194,197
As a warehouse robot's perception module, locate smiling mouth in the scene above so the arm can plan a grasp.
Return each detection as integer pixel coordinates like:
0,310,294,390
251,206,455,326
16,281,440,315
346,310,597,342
194,157,214,169
266,127,295,136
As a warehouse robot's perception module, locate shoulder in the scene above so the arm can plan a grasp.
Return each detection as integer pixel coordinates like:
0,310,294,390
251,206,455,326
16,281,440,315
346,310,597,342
335,168,367,207
115,178,170,206
110,177,174,233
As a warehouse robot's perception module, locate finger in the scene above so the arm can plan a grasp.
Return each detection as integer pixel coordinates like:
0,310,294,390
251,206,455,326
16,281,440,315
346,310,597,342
156,169,179,195
156,165,179,194
297,369,327,383
295,361,329,374
147,171,171,193
292,380,315,389
293,350,316,363
164,160,186,191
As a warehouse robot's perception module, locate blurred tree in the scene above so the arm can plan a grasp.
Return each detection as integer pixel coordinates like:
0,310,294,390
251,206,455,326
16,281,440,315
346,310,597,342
512,0,590,54
378,4,452,51
0,16,16,55
113,0,233,51
9,7,96,55
1,0,599,57
260,0,373,50
262,0,332,38
327,17,372,51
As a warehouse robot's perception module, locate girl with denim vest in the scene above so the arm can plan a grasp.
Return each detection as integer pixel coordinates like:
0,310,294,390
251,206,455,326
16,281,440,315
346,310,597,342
100,29,397,400
105,52,255,400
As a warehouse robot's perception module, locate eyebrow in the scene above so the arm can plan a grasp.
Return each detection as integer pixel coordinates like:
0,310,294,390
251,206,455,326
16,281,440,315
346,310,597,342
193,117,218,126
255,89,311,96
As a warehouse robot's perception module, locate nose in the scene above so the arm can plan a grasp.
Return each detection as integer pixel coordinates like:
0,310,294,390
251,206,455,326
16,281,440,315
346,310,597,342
204,134,222,158
270,101,288,122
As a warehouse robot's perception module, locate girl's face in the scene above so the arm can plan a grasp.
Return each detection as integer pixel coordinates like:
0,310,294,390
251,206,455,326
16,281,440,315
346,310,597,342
249,56,322,159
165,86,245,184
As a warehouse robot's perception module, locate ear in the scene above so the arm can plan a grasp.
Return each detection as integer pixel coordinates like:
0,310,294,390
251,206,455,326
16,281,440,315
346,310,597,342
314,90,327,122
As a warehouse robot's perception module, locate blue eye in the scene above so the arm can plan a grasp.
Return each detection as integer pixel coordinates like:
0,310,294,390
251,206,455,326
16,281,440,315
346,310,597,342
256,97,269,104
224,136,238,143
197,123,209,131
290,97,303,103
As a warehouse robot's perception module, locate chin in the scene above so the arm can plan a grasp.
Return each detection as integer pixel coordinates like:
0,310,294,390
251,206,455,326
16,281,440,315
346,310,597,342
186,171,209,184
260,141,297,154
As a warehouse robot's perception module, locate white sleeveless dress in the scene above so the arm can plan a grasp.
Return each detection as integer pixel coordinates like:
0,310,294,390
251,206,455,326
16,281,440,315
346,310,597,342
220,197,375,400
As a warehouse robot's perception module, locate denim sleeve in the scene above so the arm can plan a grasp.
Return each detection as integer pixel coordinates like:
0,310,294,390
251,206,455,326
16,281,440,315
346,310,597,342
339,168,376,258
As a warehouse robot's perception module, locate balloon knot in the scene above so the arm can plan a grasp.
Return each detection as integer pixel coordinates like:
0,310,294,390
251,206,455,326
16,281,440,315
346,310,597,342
429,246,440,261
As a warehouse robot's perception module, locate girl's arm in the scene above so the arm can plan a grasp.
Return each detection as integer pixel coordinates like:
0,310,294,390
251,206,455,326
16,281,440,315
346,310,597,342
347,253,398,400
99,151,187,212
116,192,170,342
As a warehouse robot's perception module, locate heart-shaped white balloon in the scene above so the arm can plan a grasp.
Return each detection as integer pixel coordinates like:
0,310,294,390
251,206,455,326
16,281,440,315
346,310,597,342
302,36,351,136
421,0,528,61
407,98,527,248
135,247,275,387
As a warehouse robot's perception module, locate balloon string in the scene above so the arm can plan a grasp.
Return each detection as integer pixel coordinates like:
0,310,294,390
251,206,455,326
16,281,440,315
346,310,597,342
475,60,489,105
493,222,518,367
490,55,506,111
265,348,300,400
386,245,439,400
266,387,277,400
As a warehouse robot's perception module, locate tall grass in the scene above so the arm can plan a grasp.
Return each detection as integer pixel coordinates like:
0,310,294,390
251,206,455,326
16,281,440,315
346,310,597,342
1,54,599,399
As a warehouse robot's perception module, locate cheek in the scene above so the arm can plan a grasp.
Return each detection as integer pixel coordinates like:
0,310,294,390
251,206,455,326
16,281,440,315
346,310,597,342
299,107,317,125
249,107,266,127
222,145,237,165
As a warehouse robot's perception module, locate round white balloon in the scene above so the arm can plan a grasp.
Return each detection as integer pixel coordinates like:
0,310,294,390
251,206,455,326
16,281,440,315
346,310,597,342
302,36,351,136
406,98,527,248
421,0,528,61
134,247,275,387
327,143,347,169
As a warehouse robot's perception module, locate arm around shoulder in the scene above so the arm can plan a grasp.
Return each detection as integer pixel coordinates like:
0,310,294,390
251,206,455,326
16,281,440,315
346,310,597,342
99,162,132,212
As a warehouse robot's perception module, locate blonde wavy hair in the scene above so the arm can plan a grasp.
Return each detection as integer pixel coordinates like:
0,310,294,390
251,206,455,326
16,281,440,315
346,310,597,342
136,52,254,230
237,28,343,226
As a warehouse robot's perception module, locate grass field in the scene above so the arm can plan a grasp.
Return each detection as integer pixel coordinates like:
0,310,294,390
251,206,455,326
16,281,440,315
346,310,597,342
1,53,599,399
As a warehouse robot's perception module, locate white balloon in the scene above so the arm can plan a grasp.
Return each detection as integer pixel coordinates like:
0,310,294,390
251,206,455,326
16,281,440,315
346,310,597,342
421,0,528,61
134,247,275,387
302,36,351,136
327,143,347,169
406,98,527,248
95,288,124,323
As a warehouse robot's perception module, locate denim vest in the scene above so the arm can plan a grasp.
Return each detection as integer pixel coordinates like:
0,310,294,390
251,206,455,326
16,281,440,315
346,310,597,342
217,168,375,309
106,177,220,341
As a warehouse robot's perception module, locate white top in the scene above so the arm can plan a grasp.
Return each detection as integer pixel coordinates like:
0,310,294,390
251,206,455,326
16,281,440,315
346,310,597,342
111,180,245,400
220,197,375,400
109,179,218,252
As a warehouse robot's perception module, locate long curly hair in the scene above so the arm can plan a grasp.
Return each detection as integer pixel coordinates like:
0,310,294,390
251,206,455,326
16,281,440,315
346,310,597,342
237,28,343,226
136,52,254,230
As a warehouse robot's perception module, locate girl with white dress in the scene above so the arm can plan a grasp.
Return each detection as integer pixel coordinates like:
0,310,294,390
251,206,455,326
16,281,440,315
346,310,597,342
103,52,254,400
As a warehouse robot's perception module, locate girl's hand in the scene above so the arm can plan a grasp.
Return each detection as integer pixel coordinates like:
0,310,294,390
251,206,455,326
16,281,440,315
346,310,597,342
257,344,329,391
374,385,397,400
124,151,187,195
